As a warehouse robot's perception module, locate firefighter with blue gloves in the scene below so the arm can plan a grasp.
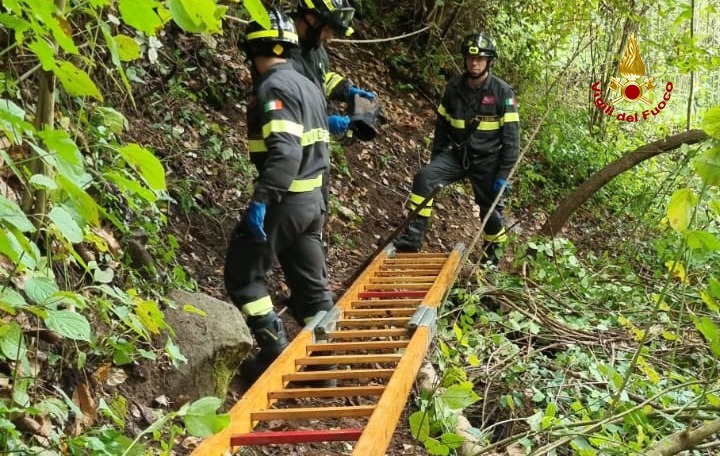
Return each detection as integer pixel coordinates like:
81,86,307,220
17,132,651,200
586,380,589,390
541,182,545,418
394,33,520,266
290,0,378,139
224,8,333,382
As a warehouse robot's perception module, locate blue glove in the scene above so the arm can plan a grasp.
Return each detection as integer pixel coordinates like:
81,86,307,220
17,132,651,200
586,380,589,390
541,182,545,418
493,178,510,195
347,85,376,101
244,201,267,243
328,115,351,135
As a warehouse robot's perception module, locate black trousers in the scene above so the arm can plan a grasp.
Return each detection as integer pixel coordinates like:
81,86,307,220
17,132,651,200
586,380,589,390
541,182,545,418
412,151,504,235
224,195,333,324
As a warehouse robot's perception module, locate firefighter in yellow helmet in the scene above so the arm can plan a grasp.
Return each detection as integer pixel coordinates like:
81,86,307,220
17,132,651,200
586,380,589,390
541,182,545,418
225,8,333,382
394,34,520,266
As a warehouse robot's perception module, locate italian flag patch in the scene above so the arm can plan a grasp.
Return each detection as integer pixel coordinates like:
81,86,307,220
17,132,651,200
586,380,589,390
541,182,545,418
264,100,283,112
505,97,516,106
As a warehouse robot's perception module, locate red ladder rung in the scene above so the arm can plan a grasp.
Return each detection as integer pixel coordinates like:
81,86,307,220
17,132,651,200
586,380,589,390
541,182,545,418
230,428,364,446
358,291,427,299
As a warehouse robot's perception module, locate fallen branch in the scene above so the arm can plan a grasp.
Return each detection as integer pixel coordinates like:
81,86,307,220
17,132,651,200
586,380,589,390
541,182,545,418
645,418,720,456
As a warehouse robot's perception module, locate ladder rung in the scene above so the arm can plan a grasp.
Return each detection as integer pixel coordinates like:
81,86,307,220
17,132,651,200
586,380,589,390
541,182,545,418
350,299,422,308
296,354,403,365
328,328,408,339
268,385,385,399
231,428,364,446
307,340,409,352
343,308,417,317
380,264,443,271
364,283,432,291
383,258,446,265
369,276,437,283
393,252,448,259
358,291,426,299
373,270,441,276
337,317,411,327
283,368,394,382
251,405,375,421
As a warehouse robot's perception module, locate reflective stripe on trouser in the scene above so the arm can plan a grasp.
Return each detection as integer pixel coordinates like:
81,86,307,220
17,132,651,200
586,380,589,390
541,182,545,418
241,295,274,317
409,193,433,217
410,151,506,234
224,197,333,322
482,227,508,244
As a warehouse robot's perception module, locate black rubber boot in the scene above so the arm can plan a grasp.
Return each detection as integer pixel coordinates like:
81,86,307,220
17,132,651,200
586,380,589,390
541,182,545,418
482,242,501,267
240,312,289,384
394,216,429,253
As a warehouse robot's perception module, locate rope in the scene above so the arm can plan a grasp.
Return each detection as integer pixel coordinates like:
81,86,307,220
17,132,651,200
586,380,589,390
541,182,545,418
223,14,431,44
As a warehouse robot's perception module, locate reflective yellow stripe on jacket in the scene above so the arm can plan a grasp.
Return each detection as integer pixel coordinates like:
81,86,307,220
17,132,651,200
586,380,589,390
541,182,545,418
409,192,433,217
324,71,344,98
438,104,507,132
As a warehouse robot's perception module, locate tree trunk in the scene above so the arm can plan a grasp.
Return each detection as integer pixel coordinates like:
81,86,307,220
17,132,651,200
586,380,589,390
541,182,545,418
645,418,720,456
540,129,708,237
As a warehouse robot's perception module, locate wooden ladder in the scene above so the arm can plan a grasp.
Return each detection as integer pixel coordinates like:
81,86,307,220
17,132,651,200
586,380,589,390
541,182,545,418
191,244,464,455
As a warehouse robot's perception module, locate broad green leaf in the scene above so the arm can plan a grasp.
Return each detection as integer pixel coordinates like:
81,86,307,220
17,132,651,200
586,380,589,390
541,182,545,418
100,23,134,97
667,188,696,232
104,170,157,204
709,277,720,298
135,299,166,334
89,0,112,8
38,128,84,180
693,146,720,187
36,397,69,422
0,321,26,360
0,13,31,43
28,39,57,70
0,194,36,232
118,0,165,35
694,316,720,357
440,432,465,449
182,398,230,437
169,0,207,33
0,98,33,144
702,106,720,139
440,383,480,410
409,410,430,441
542,402,557,429
244,0,270,30
53,61,103,101
118,143,166,191
95,107,128,134
701,290,719,312
710,200,720,216
686,230,720,252
48,205,84,244
0,228,39,270
44,309,92,342
25,276,59,304
29,174,58,190
57,175,100,226
424,437,450,456
0,287,28,310
113,34,141,61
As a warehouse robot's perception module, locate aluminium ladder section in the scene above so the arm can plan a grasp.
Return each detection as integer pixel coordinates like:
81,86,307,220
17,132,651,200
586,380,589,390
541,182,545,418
190,245,463,456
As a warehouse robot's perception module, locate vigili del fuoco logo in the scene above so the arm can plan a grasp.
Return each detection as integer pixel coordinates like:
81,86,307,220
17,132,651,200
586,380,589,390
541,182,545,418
591,33,673,122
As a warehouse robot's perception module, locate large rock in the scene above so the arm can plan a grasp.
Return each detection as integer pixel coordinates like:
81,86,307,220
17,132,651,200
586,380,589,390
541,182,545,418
156,290,252,403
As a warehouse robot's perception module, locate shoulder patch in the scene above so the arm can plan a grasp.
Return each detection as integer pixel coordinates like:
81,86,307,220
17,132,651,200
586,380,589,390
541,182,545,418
505,97,516,106
481,94,496,104
263,100,283,112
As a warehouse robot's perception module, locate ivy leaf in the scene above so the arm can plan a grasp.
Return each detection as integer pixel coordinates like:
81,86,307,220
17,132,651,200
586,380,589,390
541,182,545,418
181,397,230,437
686,230,720,252
440,383,481,410
48,205,84,244
693,146,720,187
694,316,720,358
0,194,36,232
53,61,103,101
409,410,430,441
0,322,26,360
112,34,141,62
25,276,59,305
118,0,166,35
44,310,92,342
667,188,696,233
118,143,166,191
702,106,720,139
244,0,270,29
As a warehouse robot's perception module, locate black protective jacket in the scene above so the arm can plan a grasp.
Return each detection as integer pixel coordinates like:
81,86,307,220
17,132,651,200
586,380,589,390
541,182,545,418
288,44,351,104
247,62,330,205
431,73,520,180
